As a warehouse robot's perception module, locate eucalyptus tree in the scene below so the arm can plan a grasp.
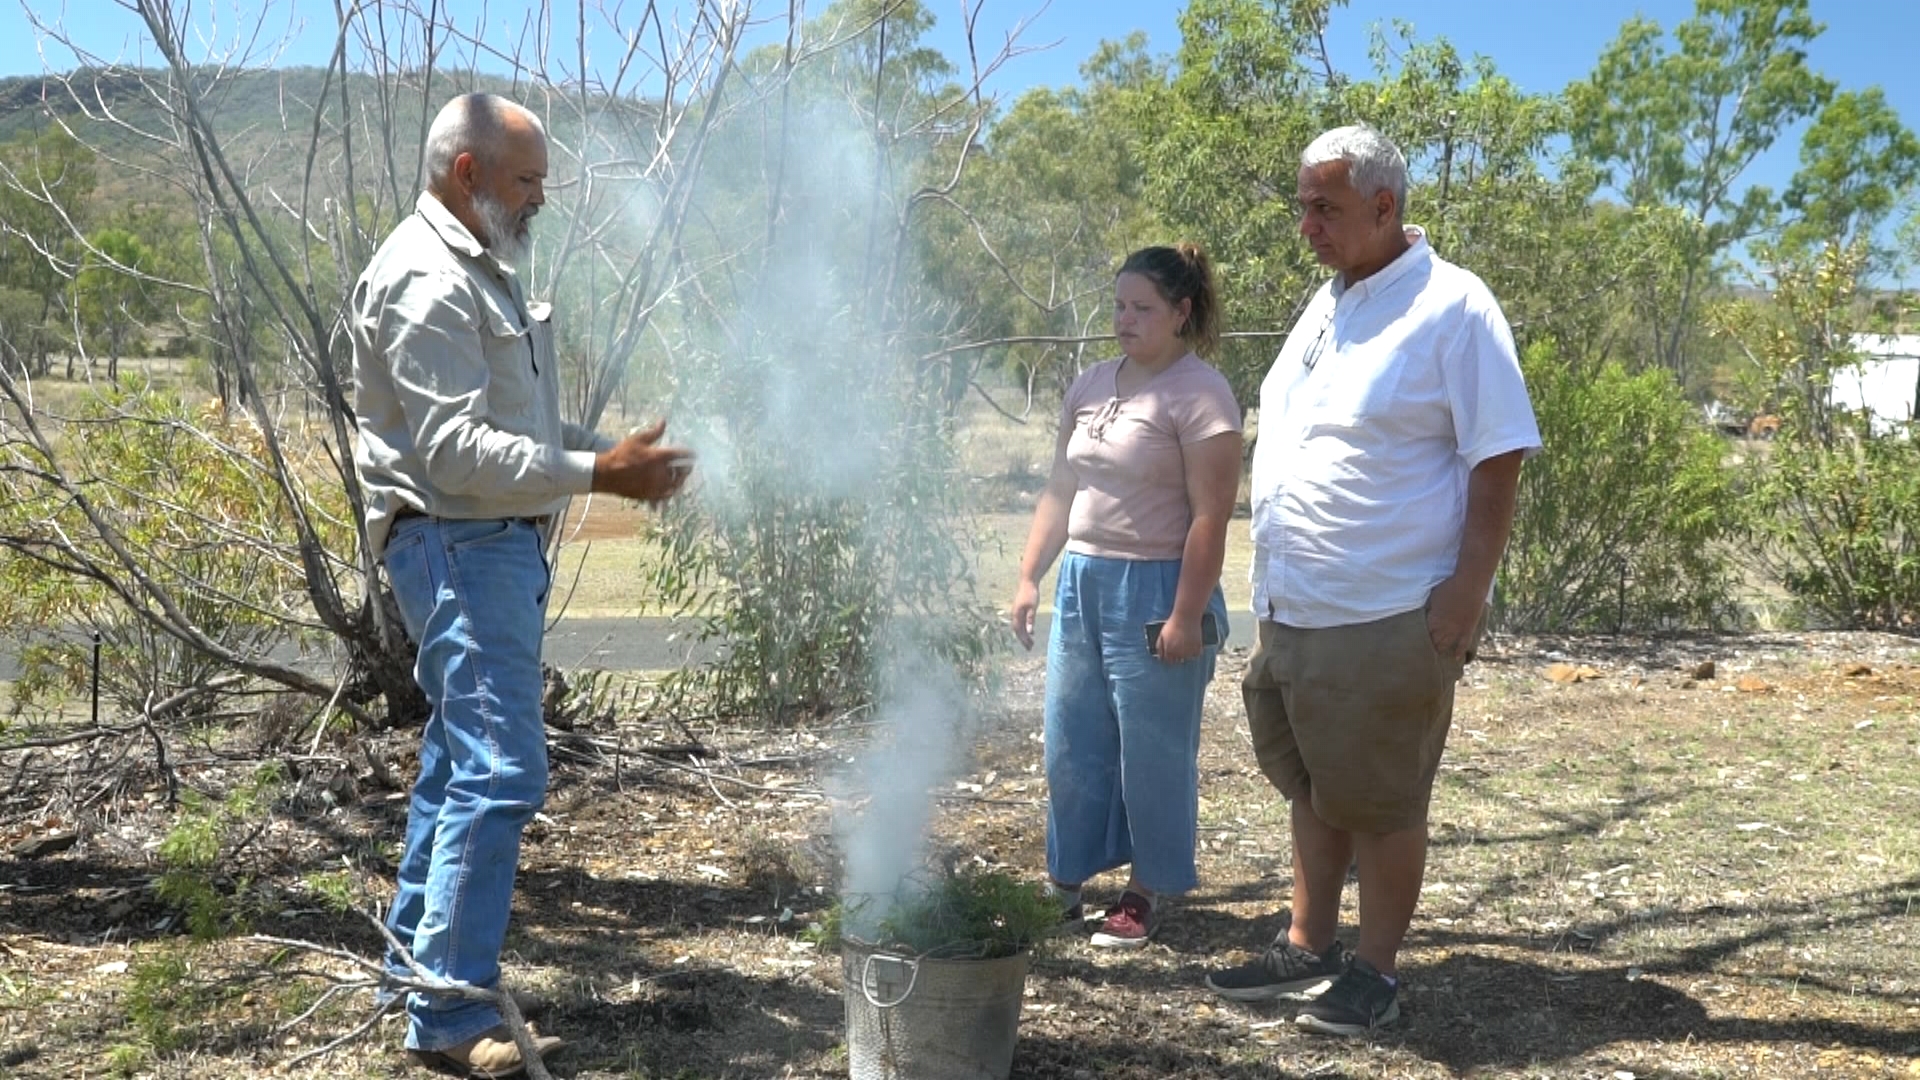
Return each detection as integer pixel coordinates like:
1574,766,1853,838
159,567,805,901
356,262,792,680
1566,0,1833,380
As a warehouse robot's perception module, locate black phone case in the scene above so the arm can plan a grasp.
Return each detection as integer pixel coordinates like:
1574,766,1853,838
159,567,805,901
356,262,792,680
1145,613,1221,651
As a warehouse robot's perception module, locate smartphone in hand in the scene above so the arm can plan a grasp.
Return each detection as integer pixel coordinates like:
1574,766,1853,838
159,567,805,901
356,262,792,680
1144,612,1221,653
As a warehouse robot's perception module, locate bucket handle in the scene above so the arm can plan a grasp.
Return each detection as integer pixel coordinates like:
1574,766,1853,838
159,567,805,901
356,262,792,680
859,952,921,1009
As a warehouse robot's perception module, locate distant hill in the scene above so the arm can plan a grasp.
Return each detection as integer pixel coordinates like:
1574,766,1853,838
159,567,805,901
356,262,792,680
0,66,541,215
0,70,158,141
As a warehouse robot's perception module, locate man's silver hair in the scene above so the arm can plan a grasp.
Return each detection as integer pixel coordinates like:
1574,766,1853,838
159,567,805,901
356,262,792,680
423,93,544,184
1301,125,1408,217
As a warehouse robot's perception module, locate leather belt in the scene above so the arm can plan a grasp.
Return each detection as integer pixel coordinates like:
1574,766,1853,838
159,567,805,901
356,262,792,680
392,506,552,531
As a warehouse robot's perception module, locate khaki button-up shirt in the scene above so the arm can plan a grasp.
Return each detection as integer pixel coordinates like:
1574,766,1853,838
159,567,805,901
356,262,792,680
351,192,610,559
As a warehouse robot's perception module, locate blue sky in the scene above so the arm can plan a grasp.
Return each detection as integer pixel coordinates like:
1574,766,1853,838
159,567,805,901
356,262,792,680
957,0,1917,206
5,0,1914,211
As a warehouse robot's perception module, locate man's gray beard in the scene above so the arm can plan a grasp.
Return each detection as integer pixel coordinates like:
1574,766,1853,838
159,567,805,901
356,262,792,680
474,192,532,265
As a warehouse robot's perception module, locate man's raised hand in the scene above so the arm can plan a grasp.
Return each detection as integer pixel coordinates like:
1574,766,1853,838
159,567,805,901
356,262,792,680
593,419,694,504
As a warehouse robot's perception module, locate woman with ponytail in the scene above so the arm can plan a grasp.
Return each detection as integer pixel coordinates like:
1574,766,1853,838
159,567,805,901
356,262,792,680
1010,242,1243,947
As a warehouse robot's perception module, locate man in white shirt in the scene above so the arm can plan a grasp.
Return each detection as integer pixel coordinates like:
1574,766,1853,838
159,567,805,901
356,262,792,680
1204,125,1541,1036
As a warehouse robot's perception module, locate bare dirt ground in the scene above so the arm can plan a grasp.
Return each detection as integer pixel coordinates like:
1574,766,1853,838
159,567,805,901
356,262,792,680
4,627,1920,1079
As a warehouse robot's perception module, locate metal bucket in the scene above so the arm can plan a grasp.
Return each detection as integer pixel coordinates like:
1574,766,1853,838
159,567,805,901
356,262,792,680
842,943,1030,1080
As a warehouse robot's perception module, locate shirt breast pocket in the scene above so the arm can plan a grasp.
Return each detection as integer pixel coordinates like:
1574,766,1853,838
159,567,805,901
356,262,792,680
1305,355,1402,429
528,302,557,390
477,292,535,413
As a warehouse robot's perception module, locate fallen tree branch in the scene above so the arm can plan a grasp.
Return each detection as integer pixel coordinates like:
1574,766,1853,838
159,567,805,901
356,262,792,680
0,723,149,752
274,981,396,1066
251,906,554,1079
567,734,827,799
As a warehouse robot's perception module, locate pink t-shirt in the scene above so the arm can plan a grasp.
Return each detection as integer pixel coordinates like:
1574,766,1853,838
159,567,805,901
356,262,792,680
1061,353,1242,561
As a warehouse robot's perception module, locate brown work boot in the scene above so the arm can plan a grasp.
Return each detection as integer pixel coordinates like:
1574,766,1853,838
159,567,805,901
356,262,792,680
407,1024,564,1078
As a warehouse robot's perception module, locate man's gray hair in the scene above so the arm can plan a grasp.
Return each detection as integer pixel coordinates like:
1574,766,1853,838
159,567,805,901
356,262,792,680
423,93,544,184
1302,125,1408,216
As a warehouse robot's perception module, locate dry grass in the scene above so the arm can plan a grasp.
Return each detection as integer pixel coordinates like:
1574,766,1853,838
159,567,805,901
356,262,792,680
5,633,1920,1078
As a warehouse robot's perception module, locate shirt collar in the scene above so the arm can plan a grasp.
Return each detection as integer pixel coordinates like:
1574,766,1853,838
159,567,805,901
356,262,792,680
1330,224,1430,301
415,191,491,262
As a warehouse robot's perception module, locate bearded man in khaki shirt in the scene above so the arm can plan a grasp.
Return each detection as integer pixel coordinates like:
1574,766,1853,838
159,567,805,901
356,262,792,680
352,92,691,1077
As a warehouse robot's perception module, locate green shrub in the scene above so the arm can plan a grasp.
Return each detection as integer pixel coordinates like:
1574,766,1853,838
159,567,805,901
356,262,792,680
104,1043,147,1078
1742,411,1920,629
818,868,1058,960
0,385,348,718
301,869,359,914
124,949,210,1053
1710,242,1920,630
651,359,1001,724
1498,340,1740,632
154,764,283,939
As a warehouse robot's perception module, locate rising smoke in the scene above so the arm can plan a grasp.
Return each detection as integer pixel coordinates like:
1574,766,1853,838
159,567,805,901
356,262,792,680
643,87,988,930
833,654,973,933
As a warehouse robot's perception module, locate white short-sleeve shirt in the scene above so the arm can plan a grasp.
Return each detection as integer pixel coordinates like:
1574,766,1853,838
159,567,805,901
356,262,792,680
1249,227,1542,628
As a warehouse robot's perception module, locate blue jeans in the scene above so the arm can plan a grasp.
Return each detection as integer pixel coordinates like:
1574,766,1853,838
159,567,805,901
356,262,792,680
1044,552,1226,896
381,517,550,1052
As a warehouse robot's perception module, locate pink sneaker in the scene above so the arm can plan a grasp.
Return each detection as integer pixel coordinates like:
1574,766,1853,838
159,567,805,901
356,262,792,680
1090,890,1157,948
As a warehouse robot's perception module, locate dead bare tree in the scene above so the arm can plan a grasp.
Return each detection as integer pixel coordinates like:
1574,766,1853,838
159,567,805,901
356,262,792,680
0,0,782,735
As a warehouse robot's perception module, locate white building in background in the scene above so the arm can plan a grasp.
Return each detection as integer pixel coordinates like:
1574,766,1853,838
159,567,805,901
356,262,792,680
1832,334,1920,436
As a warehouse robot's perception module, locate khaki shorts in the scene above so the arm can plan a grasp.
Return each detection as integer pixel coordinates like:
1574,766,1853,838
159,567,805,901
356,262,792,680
1242,606,1474,834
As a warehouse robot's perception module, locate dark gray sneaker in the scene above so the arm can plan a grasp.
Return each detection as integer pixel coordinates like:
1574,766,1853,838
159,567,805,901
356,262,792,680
1204,918,1348,1002
1295,955,1399,1035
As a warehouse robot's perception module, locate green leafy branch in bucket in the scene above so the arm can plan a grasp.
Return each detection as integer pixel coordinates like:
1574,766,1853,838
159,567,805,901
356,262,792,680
816,869,1061,960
